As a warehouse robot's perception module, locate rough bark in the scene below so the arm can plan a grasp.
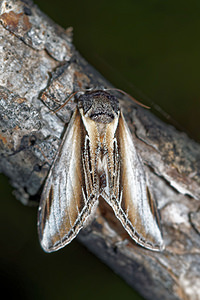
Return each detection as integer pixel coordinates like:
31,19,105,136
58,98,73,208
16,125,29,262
0,1,200,299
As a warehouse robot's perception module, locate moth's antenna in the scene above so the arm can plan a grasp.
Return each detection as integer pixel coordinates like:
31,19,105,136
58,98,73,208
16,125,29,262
44,87,150,114
52,87,97,113
105,88,150,109
53,91,80,113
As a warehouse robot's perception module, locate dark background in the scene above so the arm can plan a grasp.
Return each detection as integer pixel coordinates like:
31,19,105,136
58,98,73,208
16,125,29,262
1,0,200,299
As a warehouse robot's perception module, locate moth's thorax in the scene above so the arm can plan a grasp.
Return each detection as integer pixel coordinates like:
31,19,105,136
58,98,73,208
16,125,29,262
79,96,119,193
96,123,109,141
78,90,119,124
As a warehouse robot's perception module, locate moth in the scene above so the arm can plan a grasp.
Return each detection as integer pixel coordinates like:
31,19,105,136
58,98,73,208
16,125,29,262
38,90,164,252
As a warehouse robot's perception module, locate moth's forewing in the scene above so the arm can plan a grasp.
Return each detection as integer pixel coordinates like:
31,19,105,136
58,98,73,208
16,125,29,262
103,111,164,251
38,109,98,252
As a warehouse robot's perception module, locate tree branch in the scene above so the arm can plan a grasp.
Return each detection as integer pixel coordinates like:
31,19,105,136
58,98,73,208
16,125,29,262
0,1,200,299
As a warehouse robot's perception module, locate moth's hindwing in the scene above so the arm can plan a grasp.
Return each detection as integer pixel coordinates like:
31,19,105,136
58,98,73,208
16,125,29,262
102,111,164,251
38,109,98,252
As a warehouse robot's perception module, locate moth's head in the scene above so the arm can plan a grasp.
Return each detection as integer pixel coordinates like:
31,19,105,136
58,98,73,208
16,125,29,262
78,90,119,124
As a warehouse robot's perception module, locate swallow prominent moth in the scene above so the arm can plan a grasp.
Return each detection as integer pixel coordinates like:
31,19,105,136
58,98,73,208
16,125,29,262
38,90,164,252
